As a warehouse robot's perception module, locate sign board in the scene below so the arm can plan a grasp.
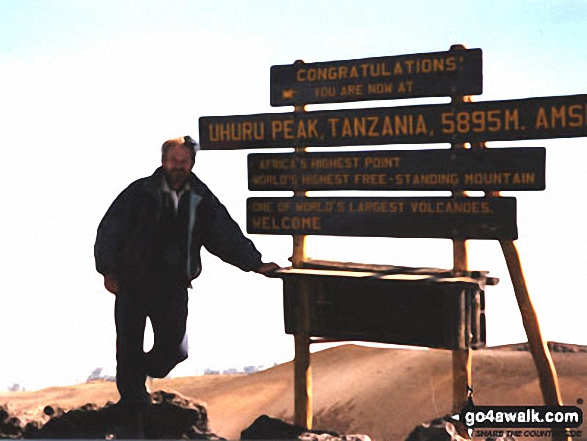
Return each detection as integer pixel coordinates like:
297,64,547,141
247,196,517,240
248,147,545,191
280,267,487,350
199,94,587,149
270,48,482,106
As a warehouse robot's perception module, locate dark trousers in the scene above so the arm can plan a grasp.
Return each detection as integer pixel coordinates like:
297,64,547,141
114,278,189,406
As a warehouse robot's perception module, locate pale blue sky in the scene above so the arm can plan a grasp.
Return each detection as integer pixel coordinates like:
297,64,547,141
0,0,586,391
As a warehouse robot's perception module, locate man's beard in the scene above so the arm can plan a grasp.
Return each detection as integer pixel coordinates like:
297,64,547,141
167,169,189,188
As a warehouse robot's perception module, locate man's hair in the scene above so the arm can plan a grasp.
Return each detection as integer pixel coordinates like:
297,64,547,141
161,136,200,161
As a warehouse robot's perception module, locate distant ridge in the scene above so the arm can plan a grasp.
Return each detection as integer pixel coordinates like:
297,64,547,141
487,341,587,353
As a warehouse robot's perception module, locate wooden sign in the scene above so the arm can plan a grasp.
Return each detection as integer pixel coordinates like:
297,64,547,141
247,196,517,240
279,265,488,350
199,94,587,149
270,48,482,106
248,147,545,191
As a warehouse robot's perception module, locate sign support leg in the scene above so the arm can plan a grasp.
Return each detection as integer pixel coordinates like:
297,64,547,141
294,331,312,429
292,243,312,429
500,240,562,405
450,76,472,414
292,100,312,429
452,238,472,414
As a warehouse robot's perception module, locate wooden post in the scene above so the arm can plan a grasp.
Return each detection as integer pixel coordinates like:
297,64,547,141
500,241,569,441
293,284,312,429
291,95,313,429
500,241,562,405
472,135,562,408
449,60,472,412
452,239,472,414
476,139,564,439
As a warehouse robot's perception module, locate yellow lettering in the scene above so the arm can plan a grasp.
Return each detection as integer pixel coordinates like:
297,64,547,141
524,172,535,185
551,106,566,128
445,56,457,71
328,66,338,80
568,104,584,128
328,118,339,137
368,82,393,95
395,115,410,135
341,118,353,137
314,86,336,99
252,216,270,230
535,107,549,129
253,215,322,231
353,117,366,136
209,122,265,142
271,118,321,140
465,172,511,186
271,120,284,139
296,69,306,82
296,119,307,139
367,116,380,137
535,104,586,131
340,84,363,96
309,156,359,169
352,201,404,213
397,81,413,93
353,173,387,185
258,158,296,170
416,114,427,135
307,119,319,138
409,200,493,214
283,119,294,139
504,108,519,130
364,156,401,168
301,173,350,186
382,116,394,136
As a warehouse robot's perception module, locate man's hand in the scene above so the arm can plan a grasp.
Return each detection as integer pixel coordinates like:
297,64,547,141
256,262,281,276
104,274,119,294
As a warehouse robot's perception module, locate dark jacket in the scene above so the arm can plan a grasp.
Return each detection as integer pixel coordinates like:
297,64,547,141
94,167,263,285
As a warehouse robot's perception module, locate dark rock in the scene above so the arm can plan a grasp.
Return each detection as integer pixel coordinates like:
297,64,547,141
4,395,372,440
241,415,310,439
0,406,23,439
1,390,223,439
240,414,369,440
405,416,471,441
42,406,62,418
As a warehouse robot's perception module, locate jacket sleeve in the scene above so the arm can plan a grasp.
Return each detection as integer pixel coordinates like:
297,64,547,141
199,189,263,272
94,185,135,276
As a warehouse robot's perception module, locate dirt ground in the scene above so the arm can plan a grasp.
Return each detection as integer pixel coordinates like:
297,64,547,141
1,344,585,440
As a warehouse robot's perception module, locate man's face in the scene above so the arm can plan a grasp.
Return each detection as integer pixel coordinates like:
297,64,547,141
162,145,195,189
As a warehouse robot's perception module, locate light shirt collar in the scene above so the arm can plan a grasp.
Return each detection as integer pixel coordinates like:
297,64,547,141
162,177,190,212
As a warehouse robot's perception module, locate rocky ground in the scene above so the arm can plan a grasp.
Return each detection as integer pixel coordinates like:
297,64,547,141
0,390,215,439
0,390,374,440
1,343,585,440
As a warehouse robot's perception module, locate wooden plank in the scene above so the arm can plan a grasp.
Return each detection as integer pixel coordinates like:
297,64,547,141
247,196,518,240
270,48,482,106
291,104,312,430
248,148,546,191
279,269,487,350
294,333,312,429
500,240,562,406
199,94,587,149
452,237,472,413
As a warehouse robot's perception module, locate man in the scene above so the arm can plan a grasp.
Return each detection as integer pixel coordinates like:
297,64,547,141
94,136,279,410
